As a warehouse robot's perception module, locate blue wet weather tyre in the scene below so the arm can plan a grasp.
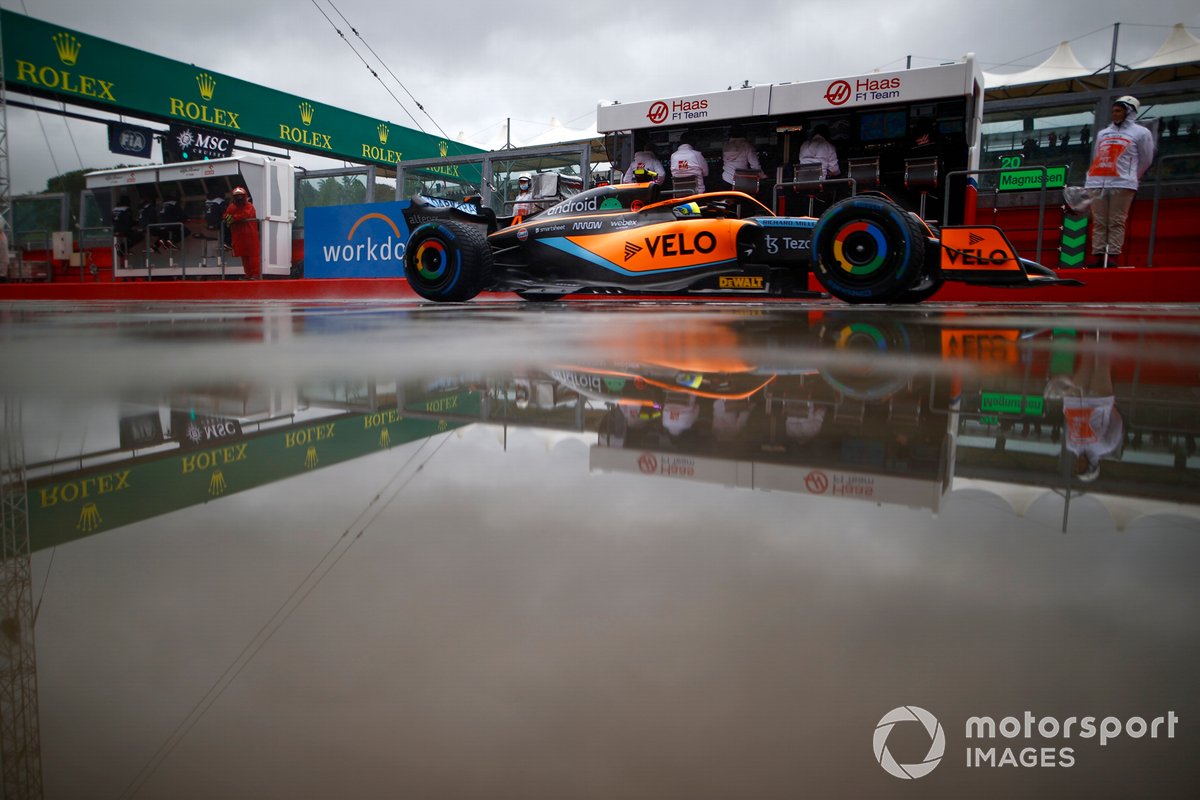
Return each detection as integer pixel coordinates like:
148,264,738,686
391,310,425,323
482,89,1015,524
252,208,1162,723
404,220,493,302
811,196,926,304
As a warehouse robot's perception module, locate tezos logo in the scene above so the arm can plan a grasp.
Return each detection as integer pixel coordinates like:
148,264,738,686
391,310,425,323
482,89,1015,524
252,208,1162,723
874,706,945,779
824,80,852,106
646,101,669,124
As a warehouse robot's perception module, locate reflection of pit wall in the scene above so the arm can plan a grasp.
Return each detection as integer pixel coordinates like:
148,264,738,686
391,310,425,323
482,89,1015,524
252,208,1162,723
589,447,950,512
85,155,294,278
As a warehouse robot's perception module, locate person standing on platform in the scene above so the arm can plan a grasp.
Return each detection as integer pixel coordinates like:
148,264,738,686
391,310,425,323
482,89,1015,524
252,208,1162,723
223,186,260,279
512,175,536,218
1084,96,1156,267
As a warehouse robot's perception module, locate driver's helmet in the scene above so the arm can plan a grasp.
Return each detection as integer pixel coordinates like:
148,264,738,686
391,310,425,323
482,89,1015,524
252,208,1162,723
675,201,702,218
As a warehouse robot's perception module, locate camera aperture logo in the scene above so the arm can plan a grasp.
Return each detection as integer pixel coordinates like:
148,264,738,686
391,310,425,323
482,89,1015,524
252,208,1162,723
874,706,945,779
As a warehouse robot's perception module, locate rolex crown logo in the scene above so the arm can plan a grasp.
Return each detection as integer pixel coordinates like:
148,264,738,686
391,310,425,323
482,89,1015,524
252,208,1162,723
209,470,228,497
77,502,103,532
304,446,319,469
438,140,449,158
379,428,391,449
52,32,82,66
377,123,389,145
196,72,217,101
299,102,315,126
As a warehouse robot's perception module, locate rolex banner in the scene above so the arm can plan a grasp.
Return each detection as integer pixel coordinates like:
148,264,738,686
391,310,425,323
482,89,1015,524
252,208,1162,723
1,9,483,168
27,399,481,551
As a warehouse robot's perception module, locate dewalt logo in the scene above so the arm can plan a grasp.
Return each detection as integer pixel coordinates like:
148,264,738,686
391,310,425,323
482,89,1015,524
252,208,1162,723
719,276,764,289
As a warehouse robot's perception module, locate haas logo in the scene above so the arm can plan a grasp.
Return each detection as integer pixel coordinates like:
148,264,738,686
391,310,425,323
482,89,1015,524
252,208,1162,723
824,80,852,106
647,102,669,124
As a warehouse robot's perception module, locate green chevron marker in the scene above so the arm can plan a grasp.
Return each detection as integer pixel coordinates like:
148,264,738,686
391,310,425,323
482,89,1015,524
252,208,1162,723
1059,210,1089,267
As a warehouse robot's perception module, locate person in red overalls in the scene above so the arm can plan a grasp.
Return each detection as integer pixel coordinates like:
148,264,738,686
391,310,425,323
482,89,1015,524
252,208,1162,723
223,186,260,279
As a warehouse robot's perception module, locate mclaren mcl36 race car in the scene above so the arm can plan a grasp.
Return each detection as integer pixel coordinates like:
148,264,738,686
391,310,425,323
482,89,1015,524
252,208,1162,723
400,183,1080,304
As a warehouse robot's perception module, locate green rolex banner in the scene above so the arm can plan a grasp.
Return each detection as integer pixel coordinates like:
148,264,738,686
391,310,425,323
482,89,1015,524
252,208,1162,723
1,9,483,168
26,397,481,551
1059,211,1089,268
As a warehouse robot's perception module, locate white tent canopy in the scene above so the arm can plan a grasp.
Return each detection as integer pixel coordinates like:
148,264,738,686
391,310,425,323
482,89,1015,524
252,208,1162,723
984,40,1091,89
1134,22,1200,68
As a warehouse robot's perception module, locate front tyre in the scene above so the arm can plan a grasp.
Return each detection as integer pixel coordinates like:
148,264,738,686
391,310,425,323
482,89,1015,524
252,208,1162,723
404,220,493,302
811,197,925,304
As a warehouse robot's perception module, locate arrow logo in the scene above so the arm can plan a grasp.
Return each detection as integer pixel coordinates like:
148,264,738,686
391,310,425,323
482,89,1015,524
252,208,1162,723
624,242,643,261
968,232,984,246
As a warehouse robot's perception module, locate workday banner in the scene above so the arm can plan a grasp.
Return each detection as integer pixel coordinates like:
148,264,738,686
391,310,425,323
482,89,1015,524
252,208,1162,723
303,201,412,278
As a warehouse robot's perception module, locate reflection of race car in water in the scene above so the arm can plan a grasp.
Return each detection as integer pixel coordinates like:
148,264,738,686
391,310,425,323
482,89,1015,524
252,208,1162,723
402,183,1081,304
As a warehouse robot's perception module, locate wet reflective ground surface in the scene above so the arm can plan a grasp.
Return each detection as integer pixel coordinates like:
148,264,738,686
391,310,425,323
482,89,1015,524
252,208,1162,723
3,299,1200,798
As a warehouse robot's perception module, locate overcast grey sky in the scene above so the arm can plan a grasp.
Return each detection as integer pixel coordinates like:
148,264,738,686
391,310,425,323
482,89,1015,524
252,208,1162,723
3,0,1199,192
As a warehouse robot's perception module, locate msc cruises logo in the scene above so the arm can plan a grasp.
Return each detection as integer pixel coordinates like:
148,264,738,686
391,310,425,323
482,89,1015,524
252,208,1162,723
195,72,216,101
52,32,81,65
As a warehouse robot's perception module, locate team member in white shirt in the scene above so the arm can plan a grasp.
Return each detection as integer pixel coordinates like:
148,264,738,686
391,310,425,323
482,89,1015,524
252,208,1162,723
668,137,709,193
623,143,666,185
1083,96,1156,267
720,126,765,188
796,124,840,178
512,175,536,217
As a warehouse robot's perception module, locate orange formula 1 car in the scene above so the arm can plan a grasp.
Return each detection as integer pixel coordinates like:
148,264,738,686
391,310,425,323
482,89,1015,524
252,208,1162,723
401,183,1080,304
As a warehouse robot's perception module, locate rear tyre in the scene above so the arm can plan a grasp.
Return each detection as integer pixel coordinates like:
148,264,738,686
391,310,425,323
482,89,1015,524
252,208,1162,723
811,197,925,303
404,220,493,302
